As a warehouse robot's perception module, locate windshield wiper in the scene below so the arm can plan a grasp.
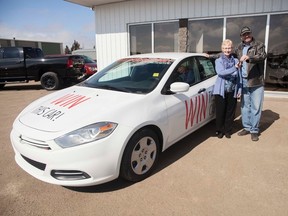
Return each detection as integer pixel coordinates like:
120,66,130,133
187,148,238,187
97,84,132,92
80,82,132,92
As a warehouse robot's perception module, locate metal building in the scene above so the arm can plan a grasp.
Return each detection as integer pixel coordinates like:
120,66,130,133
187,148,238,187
68,0,288,92
0,38,63,55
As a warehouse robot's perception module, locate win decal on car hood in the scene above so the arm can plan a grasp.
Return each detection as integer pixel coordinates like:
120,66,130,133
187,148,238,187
18,87,139,132
31,94,91,121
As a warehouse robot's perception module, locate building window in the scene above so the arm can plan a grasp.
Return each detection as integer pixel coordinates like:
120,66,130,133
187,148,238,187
187,19,223,54
129,24,152,55
154,22,178,52
265,14,288,90
226,16,266,47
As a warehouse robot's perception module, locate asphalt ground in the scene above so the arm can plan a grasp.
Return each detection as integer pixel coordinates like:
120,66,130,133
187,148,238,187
0,82,288,216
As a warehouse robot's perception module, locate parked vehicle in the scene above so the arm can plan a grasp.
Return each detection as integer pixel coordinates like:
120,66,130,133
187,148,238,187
0,47,85,90
46,54,98,78
82,55,97,77
10,52,217,187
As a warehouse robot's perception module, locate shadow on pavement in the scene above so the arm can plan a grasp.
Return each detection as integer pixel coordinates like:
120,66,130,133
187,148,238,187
52,104,282,193
1,83,43,91
260,109,280,133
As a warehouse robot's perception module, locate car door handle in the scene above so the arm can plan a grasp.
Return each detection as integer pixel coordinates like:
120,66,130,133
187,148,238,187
198,88,206,94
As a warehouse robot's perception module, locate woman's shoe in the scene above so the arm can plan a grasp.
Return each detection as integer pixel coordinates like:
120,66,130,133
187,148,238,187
225,133,231,139
216,131,224,139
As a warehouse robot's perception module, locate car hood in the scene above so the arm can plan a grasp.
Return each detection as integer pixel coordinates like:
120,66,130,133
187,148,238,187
18,86,145,133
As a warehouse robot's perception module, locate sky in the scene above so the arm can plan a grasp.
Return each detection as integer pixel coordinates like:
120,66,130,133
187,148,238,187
0,0,95,49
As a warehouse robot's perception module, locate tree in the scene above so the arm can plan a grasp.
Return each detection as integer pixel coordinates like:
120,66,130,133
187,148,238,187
71,40,81,51
64,45,71,54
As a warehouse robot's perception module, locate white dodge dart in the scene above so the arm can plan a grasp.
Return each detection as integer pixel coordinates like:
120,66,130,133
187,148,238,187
10,52,217,187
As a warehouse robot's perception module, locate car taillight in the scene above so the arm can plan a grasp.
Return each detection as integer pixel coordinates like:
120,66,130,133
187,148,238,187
66,59,73,68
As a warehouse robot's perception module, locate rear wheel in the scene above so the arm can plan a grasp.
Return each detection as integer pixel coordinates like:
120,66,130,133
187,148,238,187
40,72,62,90
120,128,160,182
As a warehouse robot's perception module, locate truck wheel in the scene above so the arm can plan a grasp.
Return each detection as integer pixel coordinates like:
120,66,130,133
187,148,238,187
40,72,62,90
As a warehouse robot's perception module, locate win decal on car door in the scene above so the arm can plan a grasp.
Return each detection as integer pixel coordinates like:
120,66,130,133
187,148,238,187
184,90,214,130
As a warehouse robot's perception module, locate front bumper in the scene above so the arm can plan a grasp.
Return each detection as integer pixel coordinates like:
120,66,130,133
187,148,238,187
10,125,131,187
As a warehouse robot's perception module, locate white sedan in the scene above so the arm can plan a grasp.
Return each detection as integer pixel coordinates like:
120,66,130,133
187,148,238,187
10,52,217,187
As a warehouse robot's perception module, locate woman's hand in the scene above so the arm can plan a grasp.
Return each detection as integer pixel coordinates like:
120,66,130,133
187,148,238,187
235,61,242,68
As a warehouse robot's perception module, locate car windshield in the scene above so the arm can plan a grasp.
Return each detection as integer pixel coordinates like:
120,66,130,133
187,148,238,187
82,57,174,94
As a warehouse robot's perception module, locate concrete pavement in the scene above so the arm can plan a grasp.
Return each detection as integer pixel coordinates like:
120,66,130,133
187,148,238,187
0,82,287,216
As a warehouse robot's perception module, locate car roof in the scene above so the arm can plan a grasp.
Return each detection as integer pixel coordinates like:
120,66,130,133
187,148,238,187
129,52,206,60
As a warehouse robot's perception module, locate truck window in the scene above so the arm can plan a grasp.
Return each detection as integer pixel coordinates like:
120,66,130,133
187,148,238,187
1,47,20,59
24,47,44,58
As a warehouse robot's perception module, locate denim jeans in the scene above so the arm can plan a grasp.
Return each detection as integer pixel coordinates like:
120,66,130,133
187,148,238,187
241,81,264,134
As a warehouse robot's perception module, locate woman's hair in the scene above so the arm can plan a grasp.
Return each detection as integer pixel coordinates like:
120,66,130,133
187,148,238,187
221,39,233,48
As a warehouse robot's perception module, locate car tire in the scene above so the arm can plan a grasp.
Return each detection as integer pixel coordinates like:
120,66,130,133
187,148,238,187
120,128,160,182
40,72,62,90
0,84,5,89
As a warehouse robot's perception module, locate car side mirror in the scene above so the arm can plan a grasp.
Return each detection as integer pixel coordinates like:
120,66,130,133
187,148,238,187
170,82,190,93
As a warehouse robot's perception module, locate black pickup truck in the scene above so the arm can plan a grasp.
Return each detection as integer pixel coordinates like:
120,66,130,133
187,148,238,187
0,47,86,90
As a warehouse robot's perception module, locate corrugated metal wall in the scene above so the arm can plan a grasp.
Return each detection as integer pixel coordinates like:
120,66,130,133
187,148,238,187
95,0,288,69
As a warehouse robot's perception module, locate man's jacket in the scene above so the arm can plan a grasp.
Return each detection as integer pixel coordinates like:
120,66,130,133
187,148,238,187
234,38,267,87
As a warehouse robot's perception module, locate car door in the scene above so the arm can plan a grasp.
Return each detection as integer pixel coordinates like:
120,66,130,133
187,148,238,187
163,56,217,149
0,47,25,80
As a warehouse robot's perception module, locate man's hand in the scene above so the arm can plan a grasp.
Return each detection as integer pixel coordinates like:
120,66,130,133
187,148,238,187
240,55,249,62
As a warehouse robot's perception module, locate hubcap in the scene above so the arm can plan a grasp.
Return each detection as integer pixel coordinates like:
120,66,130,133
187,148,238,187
131,136,157,175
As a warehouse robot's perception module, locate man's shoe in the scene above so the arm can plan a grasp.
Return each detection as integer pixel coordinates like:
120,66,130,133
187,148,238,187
225,133,231,139
237,129,250,136
251,133,259,141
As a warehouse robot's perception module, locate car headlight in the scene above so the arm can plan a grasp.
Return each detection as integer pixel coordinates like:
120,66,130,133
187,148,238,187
55,122,117,148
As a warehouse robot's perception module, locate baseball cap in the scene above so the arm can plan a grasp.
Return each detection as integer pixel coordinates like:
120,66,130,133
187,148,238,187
240,26,252,36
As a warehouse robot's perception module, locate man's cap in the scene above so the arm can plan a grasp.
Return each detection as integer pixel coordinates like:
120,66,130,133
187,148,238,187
240,26,252,36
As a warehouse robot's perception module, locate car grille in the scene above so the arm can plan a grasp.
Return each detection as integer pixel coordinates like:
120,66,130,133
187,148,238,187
21,154,46,171
20,135,51,150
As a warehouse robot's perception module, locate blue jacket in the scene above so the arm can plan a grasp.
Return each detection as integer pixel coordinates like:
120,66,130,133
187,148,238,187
212,54,242,98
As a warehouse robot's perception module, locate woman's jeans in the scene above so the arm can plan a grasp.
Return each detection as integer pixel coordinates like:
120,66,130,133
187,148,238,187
241,81,264,134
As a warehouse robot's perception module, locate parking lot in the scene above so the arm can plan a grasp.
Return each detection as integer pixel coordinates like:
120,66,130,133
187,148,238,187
0,82,288,216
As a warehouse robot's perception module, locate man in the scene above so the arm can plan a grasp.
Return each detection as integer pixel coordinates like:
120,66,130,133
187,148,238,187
235,26,267,141
176,65,195,84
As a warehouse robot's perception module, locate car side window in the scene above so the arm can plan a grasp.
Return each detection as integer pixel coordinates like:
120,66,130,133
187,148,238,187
171,58,197,86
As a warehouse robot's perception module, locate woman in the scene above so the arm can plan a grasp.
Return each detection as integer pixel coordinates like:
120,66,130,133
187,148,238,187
213,39,242,138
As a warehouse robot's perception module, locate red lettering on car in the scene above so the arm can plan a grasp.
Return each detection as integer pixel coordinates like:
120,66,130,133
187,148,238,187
185,92,209,129
50,94,91,109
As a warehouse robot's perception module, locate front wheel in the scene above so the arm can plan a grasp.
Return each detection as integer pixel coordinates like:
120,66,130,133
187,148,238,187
120,128,160,182
40,72,62,90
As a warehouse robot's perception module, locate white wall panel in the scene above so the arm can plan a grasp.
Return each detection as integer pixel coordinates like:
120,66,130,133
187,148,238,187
94,0,288,69
230,0,239,15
